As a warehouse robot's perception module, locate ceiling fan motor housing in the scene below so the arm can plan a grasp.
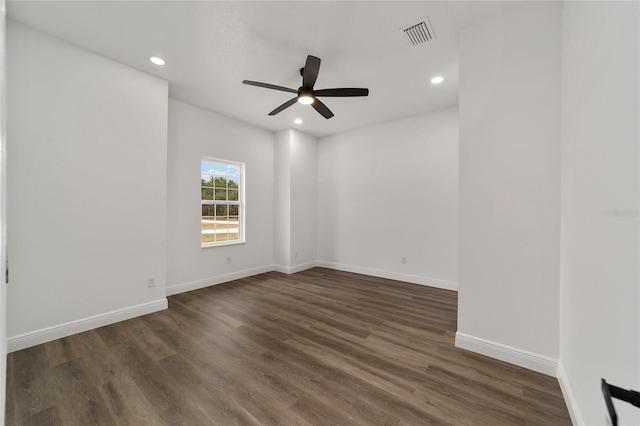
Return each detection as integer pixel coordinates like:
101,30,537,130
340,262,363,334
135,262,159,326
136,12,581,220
297,92,315,105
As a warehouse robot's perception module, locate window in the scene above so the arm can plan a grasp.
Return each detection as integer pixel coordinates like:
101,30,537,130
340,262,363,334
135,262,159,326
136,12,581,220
201,158,244,246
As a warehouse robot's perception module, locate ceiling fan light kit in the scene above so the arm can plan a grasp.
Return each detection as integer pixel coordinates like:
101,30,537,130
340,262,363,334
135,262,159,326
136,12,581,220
297,94,314,105
242,55,369,119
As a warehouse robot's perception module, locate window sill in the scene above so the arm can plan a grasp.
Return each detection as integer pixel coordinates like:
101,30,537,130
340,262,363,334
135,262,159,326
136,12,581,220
201,240,245,249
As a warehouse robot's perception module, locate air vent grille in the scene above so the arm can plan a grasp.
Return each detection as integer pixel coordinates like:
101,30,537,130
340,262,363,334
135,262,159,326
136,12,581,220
402,18,435,46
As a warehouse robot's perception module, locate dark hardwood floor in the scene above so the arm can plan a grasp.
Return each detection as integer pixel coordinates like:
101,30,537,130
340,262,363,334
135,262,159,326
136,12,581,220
6,268,571,425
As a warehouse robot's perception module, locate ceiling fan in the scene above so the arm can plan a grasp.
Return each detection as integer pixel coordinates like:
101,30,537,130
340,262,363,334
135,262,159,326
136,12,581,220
242,55,369,119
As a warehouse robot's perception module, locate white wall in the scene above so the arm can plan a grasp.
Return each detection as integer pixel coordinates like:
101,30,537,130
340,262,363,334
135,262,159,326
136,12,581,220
274,129,291,268
166,99,274,295
289,130,318,269
559,2,640,425
273,129,318,273
0,1,7,423
317,108,459,290
456,2,562,371
7,21,169,350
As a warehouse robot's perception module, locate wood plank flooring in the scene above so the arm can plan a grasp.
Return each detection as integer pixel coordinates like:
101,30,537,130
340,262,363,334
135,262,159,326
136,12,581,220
6,268,571,425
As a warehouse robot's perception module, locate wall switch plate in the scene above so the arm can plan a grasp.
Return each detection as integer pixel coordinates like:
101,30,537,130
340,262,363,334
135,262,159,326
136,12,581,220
147,276,156,287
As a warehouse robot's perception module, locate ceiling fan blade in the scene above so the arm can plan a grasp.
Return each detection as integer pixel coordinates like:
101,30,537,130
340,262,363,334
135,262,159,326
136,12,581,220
268,97,298,116
243,80,297,94
311,98,334,119
313,88,369,97
302,55,321,89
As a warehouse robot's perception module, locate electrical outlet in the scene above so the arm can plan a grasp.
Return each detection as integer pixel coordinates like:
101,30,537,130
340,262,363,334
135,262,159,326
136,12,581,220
294,251,298,258
226,257,231,264
401,257,407,264
147,276,156,287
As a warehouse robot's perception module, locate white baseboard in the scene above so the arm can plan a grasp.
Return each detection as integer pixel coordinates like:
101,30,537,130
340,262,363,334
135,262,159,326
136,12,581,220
274,261,317,275
273,265,288,274
316,261,457,291
557,361,582,426
166,264,274,296
8,298,168,353
455,332,558,377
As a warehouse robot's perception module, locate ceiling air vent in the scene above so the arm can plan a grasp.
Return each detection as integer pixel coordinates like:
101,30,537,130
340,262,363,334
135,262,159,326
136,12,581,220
402,18,435,46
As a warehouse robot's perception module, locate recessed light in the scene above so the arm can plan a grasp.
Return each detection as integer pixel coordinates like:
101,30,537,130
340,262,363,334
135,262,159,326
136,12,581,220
297,95,314,105
150,56,166,66
430,76,444,84
294,119,303,124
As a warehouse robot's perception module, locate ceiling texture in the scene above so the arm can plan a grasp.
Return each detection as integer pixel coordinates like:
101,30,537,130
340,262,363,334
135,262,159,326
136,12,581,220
7,1,518,137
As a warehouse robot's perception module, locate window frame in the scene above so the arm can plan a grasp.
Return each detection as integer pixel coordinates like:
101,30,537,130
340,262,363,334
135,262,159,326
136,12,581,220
201,157,245,248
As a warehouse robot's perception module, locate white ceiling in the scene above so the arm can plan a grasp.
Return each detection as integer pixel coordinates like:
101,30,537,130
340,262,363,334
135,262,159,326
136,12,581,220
7,1,520,137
